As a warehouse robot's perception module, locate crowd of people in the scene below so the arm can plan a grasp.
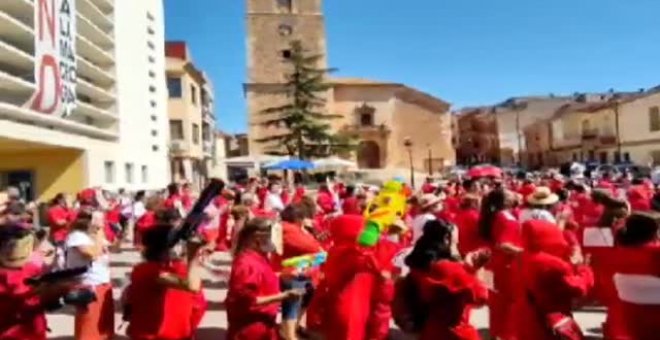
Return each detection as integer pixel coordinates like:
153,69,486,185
1,168,660,340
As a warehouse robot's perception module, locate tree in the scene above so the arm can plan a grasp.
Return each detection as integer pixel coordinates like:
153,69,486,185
255,40,353,159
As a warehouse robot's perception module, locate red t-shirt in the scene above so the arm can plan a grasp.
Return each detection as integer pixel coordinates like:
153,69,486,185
127,260,196,340
0,265,49,340
226,250,280,339
47,206,71,243
455,208,486,256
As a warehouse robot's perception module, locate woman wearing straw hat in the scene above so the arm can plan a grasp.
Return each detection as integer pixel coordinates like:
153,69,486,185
519,187,559,224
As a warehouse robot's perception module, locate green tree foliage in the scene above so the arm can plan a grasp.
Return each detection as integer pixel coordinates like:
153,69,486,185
255,40,354,159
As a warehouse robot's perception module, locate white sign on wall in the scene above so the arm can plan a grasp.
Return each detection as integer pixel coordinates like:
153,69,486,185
28,0,77,117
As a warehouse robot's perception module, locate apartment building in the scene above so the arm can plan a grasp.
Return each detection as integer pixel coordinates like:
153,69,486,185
455,107,500,165
0,0,169,201
166,41,216,190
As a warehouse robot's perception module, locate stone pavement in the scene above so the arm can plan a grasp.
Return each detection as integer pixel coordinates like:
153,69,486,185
46,244,606,339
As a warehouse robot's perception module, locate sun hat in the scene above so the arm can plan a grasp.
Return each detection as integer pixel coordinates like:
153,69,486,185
527,186,559,206
419,193,443,210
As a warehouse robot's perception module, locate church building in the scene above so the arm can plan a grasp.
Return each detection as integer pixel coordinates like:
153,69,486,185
245,0,455,172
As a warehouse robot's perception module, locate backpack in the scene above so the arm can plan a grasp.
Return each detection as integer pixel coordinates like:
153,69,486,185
391,274,428,333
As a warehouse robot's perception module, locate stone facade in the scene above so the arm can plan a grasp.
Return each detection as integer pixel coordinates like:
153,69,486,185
245,0,454,171
455,108,500,165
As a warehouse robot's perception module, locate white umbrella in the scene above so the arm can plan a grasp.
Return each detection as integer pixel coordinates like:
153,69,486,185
313,156,357,169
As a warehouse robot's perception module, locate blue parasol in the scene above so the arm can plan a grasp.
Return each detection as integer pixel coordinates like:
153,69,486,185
264,158,316,170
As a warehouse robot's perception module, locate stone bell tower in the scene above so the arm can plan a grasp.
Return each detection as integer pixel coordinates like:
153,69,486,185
245,0,328,154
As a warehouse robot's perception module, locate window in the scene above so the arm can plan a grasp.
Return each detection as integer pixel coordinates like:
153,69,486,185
147,11,155,21
170,120,184,140
650,106,660,131
202,123,211,141
147,26,155,35
624,152,631,163
147,41,155,50
141,165,148,183
652,151,660,164
149,85,156,93
572,153,578,162
192,124,200,144
281,50,292,60
104,161,115,184
277,0,293,12
150,100,156,108
167,77,182,98
360,112,374,126
149,70,156,78
191,85,197,105
150,115,157,122
151,130,158,137
125,163,134,184
152,145,159,152
614,151,621,163
148,55,156,63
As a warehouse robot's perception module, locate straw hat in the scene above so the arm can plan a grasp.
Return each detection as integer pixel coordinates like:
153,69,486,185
419,193,443,210
527,186,559,206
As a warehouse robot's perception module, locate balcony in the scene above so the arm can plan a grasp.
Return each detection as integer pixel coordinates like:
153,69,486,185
78,56,114,88
78,77,115,103
342,123,391,136
77,0,113,31
170,140,190,155
77,35,113,67
0,69,34,104
0,10,34,54
600,135,617,145
2,0,33,26
90,0,113,14
77,13,113,50
0,39,33,76
74,101,116,123
203,140,214,155
581,129,599,140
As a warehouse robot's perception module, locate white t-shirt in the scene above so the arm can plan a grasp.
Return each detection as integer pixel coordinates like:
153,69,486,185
519,208,557,224
265,193,285,212
65,231,111,286
412,213,436,244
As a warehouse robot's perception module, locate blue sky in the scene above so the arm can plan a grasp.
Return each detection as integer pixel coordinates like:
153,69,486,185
164,0,660,133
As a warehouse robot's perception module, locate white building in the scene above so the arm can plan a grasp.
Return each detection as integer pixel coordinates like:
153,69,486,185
0,0,169,201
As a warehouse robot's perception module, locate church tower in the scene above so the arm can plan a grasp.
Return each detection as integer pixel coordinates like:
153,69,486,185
245,0,328,154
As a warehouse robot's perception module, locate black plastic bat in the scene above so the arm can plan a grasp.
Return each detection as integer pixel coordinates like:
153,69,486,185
167,179,225,248
24,266,88,286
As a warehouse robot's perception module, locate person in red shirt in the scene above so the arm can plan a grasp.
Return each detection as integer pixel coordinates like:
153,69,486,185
276,205,324,339
341,185,362,215
164,183,182,210
421,177,436,194
402,219,489,340
134,196,164,247
628,178,652,212
316,185,336,215
46,193,72,246
124,223,210,340
455,194,486,257
479,188,523,340
516,219,593,340
226,218,304,340
0,225,76,340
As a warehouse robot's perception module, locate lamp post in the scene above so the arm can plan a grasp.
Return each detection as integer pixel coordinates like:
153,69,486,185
404,137,415,188
427,143,433,176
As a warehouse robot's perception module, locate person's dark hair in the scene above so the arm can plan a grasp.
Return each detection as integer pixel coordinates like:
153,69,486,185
404,219,456,270
167,183,179,196
155,208,181,224
281,204,305,223
0,224,32,248
616,212,660,247
142,223,173,261
478,188,507,241
134,190,146,201
234,218,272,255
298,196,316,218
70,211,93,232
557,189,569,202
119,188,126,195
631,177,644,186
50,193,65,206
462,179,475,191
345,185,356,197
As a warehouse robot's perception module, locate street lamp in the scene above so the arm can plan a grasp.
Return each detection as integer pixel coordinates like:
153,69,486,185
404,137,415,188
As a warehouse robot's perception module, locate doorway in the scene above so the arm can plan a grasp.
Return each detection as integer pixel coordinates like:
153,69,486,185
1,170,35,201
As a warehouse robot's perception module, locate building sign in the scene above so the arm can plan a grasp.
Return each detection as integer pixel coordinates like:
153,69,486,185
28,0,77,117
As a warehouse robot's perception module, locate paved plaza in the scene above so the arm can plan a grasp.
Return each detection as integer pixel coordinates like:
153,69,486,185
46,244,606,340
